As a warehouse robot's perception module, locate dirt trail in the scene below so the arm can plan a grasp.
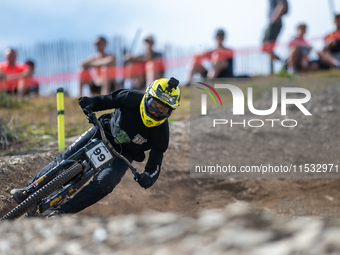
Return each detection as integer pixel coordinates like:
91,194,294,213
1,118,340,219
1,85,340,220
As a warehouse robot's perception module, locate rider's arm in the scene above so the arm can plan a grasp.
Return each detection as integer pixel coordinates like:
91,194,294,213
87,89,140,112
144,149,164,185
142,124,169,187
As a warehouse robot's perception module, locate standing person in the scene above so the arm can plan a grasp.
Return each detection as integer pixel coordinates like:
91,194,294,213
0,48,33,96
79,36,117,96
186,29,234,84
317,14,340,69
286,23,313,73
11,77,181,216
262,0,289,73
124,35,164,90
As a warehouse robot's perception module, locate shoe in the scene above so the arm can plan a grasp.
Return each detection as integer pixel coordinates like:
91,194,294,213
10,188,29,204
46,209,65,219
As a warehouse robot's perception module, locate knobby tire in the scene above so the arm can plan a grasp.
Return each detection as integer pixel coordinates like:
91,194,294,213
0,163,83,222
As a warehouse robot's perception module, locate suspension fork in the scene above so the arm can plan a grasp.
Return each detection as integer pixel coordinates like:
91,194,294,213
38,163,100,214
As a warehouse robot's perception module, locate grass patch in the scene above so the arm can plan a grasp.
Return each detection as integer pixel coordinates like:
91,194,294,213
0,96,89,154
0,88,191,154
0,116,18,150
0,92,28,108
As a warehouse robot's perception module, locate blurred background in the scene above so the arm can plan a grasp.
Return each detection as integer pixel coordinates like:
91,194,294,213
0,0,338,96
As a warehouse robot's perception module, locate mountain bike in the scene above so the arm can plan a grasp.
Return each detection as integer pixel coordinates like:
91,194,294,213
0,109,140,221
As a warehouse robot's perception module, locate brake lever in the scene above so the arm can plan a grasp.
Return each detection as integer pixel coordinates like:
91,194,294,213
133,172,140,182
83,108,95,124
83,107,92,116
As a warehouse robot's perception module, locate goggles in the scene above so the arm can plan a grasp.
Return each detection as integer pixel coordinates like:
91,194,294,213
146,97,172,120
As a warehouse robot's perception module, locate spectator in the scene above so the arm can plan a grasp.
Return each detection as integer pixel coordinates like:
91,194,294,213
187,29,234,84
317,14,340,69
0,48,33,96
79,36,117,96
124,35,164,90
21,60,39,97
262,0,289,73
286,23,313,73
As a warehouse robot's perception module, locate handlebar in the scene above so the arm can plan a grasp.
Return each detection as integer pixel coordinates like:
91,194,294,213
83,108,140,181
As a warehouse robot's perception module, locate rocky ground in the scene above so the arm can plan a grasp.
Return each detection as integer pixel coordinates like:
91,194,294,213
1,202,340,255
1,84,340,254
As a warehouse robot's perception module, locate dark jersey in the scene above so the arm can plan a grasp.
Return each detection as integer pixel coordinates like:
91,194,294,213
325,31,340,54
90,89,169,184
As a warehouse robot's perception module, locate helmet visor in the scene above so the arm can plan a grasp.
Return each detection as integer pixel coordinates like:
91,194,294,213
146,97,172,120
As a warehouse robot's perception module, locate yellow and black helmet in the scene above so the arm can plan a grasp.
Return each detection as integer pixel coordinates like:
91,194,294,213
140,77,181,127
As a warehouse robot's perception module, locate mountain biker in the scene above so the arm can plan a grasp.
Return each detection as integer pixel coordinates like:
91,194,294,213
11,77,181,216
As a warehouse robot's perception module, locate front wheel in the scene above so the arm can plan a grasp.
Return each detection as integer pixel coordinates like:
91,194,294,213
0,163,83,222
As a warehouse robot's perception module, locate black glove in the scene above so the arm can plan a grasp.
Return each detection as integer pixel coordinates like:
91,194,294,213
78,97,93,111
136,172,153,189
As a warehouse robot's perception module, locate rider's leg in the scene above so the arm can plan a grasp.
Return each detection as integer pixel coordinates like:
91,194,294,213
59,156,131,214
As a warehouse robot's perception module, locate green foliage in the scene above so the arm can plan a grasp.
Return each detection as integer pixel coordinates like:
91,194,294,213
0,115,18,150
168,117,177,122
276,68,296,78
0,92,28,108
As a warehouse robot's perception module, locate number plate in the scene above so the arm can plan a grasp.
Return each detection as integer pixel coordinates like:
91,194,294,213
86,142,113,169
